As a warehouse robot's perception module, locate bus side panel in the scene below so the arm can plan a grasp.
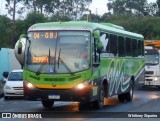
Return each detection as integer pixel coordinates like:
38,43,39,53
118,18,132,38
134,59,145,88
96,57,144,97
98,58,131,97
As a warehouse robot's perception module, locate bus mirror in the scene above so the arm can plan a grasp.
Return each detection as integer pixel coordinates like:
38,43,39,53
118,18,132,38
14,34,26,66
93,30,100,38
97,38,103,54
18,34,26,54
18,43,22,54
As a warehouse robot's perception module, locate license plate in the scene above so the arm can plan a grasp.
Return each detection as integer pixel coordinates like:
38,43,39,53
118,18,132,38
48,94,60,99
15,91,23,94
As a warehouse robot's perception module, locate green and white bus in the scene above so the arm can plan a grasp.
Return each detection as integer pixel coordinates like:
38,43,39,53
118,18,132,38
15,21,145,109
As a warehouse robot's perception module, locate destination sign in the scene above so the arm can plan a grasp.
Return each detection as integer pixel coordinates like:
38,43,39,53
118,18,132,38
32,56,49,63
33,32,58,39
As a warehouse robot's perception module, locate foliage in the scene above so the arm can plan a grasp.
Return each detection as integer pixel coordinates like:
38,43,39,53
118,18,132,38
24,0,92,19
49,14,71,22
107,0,148,16
5,0,26,18
101,14,160,39
0,15,12,48
1,0,160,48
80,13,101,22
24,12,48,29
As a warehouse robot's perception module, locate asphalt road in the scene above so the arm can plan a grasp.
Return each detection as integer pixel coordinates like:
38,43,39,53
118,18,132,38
0,86,160,121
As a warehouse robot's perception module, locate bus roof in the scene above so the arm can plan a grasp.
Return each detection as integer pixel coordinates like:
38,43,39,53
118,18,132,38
28,21,144,40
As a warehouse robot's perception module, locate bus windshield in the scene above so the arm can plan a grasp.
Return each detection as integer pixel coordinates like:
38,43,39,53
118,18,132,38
145,49,159,65
25,31,90,74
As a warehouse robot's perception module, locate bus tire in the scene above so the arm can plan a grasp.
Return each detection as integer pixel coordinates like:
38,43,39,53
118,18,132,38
79,102,90,110
93,86,105,109
125,81,134,102
118,93,125,102
42,100,54,108
118,80,134,102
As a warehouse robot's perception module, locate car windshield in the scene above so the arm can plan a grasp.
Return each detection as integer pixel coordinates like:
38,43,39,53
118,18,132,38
25,31,91,74
8,72,23,81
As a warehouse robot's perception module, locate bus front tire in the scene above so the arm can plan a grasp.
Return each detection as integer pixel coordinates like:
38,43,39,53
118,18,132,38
93,87,105,109
118,93,125,102
42,100,54,108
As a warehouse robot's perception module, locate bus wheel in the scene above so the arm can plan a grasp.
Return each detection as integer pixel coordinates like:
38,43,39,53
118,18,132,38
118,81,134,102
42,100,54,108
93,87,104,109
118,93,125,102
125,81,134,102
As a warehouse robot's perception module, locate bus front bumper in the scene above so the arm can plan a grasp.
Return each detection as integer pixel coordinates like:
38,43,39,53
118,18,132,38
23,81,98,102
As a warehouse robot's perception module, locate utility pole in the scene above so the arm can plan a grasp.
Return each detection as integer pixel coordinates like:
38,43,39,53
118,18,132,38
11,0,16,48
87,10,91,22
96,8,98,15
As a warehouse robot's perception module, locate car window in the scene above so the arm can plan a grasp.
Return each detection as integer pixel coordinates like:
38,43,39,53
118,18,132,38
8,72,23,81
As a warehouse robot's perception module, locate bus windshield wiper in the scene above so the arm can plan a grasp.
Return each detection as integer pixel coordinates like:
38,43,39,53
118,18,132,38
57,48,74,75
36,49,51,75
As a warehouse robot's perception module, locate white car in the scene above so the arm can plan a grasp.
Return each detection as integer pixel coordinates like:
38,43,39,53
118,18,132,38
3,70,23,100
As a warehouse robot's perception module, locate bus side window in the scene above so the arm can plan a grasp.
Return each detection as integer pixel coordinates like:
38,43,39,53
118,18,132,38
138,40,142,57
99,32,109,53
125,37,132,57
110,34,118,57
132,39,138,57
141,40,144,56
118,36,125,57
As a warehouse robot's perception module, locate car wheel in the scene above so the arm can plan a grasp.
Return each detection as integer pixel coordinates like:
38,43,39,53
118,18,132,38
4,96,9,100
93,86,105,109
42,100,54,108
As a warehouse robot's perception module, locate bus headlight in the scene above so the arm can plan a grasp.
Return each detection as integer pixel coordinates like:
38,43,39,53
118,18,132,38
76,83,85,89
27,83,34,88
24,81,35,89
75,80,92,90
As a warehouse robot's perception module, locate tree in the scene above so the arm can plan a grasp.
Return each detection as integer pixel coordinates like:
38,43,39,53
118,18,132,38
0,15,12,48
49,13,71,22
5,0,27,19
24,0,92,20
156,0,160,16
107,0,147,16
80,13,101,22
24,12,48,29
100,13,160,39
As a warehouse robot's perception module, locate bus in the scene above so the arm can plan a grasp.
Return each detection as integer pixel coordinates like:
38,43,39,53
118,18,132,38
144,40,160,88
15,21,145,109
